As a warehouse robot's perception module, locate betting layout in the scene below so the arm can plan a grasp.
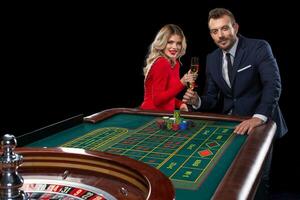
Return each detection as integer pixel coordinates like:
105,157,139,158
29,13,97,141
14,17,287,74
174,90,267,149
62,116,238,190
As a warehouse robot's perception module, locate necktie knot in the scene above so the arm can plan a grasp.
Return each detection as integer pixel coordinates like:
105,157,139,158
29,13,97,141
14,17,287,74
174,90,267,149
226,53,233,84
226,52,231,60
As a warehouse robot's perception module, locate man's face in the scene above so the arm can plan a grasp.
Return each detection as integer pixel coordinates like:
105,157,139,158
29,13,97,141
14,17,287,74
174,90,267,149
208,15,238,51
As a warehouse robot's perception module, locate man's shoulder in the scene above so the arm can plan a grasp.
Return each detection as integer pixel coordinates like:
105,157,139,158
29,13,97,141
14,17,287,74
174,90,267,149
240,35,270,48
207,48,221,58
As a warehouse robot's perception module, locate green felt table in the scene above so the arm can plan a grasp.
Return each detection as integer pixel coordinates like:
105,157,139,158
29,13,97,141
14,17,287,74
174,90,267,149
18,108,276,200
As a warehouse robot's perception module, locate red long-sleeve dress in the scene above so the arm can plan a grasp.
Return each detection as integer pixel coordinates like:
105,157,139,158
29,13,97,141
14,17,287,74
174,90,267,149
140,57,185,111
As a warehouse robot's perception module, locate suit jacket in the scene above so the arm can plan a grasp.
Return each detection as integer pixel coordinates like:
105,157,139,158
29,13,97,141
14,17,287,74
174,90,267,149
200,35,287,138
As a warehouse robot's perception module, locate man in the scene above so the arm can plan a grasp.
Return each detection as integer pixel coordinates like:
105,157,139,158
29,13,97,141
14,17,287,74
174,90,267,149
184,8,287,137
183,8,288,198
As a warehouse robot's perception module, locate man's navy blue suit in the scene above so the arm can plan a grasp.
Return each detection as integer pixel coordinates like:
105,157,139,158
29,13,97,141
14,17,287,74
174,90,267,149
200,35,287,138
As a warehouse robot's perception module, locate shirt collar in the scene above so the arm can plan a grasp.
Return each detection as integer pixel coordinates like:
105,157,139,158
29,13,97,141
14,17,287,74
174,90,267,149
223,37,239,57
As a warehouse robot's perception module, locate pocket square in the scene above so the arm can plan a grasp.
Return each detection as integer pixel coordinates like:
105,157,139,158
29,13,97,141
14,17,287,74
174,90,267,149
237,65,252,72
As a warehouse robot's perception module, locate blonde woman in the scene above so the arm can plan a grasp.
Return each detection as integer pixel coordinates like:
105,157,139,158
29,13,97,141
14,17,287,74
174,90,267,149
140,24,195,111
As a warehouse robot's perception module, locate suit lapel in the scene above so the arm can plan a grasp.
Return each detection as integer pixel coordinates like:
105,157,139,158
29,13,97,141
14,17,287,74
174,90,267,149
232,49,245,85
231,36,245,85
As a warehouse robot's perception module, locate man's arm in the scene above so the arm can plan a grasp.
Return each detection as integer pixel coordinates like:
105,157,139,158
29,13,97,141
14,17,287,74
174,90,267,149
183,55,221,111
254,40,282,117
235,40,281,135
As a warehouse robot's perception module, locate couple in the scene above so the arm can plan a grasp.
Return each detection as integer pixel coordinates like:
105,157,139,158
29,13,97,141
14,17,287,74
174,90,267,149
140,7,287,138
140,7,288,198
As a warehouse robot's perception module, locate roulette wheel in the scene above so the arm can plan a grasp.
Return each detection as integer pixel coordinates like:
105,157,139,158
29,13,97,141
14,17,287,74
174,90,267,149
0,134,174,200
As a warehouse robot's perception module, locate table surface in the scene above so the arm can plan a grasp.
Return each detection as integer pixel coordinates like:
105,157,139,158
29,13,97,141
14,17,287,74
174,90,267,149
18,108,276,200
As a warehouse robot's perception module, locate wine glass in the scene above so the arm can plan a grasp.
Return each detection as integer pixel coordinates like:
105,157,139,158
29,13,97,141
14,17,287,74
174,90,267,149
187,56,199,90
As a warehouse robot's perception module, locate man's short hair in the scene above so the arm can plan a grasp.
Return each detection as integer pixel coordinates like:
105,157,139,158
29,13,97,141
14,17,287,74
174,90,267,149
208,8,236,24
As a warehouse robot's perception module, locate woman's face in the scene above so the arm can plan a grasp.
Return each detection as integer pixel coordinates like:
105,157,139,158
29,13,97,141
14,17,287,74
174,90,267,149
163,34,182,61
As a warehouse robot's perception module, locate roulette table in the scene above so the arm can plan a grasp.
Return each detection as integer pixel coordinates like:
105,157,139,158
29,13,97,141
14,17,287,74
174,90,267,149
17,108,276,199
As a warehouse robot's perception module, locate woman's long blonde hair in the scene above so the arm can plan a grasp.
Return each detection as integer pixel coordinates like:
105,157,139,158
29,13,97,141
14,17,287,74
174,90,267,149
143,24,187,79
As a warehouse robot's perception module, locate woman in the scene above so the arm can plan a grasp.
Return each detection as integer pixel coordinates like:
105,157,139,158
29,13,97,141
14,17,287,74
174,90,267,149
140,24,195,111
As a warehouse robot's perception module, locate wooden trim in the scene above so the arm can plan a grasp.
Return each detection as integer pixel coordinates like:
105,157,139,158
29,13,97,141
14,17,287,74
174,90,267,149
84,107,250,123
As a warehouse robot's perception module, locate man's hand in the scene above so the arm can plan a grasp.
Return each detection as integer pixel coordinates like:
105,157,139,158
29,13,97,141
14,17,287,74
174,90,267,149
179,103,188,112
182,89,199,107
234,117,264,135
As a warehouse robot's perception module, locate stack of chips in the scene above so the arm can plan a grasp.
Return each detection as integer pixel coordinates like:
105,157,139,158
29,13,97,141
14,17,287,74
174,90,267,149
168,117,176,130
173,110,181,124
156,119,166,129
155,112,194,132
179,120,188,130
163,116,169,124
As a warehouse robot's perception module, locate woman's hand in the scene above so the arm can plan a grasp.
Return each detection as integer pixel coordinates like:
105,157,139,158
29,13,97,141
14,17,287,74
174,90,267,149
180,71,198,87
188,69,198,81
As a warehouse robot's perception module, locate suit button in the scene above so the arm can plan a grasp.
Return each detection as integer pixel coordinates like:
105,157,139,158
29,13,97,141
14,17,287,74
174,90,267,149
233,98,237,102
